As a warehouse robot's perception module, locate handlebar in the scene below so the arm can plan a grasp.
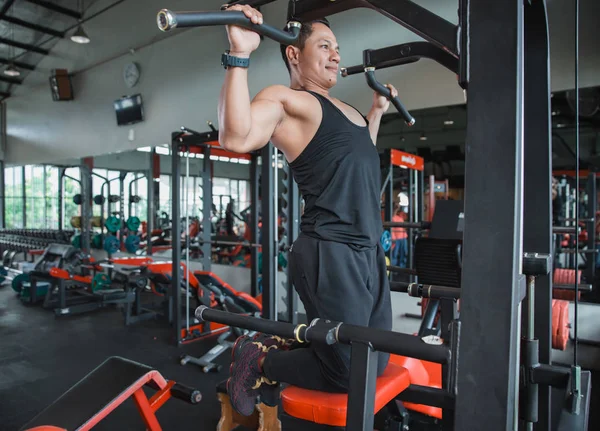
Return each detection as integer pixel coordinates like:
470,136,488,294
156,9,302,46
364,68,415,126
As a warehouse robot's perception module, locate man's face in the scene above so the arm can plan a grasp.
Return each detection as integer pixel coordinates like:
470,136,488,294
296,23,341,87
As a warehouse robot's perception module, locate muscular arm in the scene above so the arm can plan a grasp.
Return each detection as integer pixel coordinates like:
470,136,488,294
218,67,285,153
366,107,385,145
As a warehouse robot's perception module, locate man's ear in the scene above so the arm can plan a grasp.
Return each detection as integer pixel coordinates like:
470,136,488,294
286,45,300,66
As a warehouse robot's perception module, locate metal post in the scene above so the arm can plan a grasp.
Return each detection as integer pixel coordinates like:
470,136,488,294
80,165,91,252
407,165,414,276
523,2,552,428
171,140,182,345
250,153,260,298
346,341,379,431
0,160,5,229
21,166,26,227
261,143,276,320
147,150,155,256
202,146,212,271
455,1,525,430
585,172,596,285
419,169,424,223
58,168,65,231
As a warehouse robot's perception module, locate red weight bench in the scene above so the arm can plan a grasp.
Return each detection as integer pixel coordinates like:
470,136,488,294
20,356,201,431
280,358,411,428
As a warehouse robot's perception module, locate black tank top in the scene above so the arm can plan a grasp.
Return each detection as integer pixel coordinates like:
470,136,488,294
289,90,383,247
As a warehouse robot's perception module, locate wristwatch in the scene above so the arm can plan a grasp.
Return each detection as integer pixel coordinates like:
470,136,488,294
221,51,250,69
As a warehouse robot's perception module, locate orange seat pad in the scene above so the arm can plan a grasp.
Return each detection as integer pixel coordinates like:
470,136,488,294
390,355,442,419
281,362,410,427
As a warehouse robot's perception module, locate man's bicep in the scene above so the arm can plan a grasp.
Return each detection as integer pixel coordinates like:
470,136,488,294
245,96,285,151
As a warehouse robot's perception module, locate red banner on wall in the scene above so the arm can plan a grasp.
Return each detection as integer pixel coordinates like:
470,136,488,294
390,149,424,171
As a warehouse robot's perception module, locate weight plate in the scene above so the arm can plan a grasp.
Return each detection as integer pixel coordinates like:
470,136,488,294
92,234,103,250
0,266,7,283
71,234,82,249
103,235,120,254
92,273,111,291
125,235,141,253
126,216,141,232
12,273,30,293
93,194,105,205
72,194,83,205
105,216,121,233
380,230,392,253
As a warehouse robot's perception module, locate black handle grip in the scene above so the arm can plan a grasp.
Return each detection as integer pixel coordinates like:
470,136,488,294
171,382,203,404
157,9,301,46
364,69,415,126
340,65,364,77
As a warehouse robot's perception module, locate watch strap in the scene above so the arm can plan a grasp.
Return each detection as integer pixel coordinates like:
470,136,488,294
222,51,250,69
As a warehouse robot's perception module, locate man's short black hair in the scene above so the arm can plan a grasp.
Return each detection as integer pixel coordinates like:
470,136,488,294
280,18,331,74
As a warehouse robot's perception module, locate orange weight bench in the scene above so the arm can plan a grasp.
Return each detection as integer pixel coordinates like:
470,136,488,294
280,358,411,429
20,356,201,431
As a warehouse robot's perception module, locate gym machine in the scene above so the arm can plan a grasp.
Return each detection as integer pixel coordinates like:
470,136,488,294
156,0,591,429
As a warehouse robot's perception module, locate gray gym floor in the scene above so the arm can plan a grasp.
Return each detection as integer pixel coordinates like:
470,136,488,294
0,283,598,431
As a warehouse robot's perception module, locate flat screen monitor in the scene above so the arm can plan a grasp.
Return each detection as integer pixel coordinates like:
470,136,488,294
114,94,144,126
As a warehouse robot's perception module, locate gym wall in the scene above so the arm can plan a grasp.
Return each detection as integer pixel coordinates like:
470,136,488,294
4,0,599,166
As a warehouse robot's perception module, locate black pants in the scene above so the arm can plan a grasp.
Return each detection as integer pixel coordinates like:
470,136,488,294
263,233,392,392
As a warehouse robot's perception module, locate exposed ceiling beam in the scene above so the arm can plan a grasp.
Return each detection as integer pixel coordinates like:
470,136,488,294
0,57,35,71
0,36,49,54
0,0,17,18
0,75,22,85
2,16,65,38
25,0,81,20
0,91,10,98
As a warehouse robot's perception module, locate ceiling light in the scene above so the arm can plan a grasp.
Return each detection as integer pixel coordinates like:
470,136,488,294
444,119,454,126
71,25,91,44
419,133,428,141
4,64,20,77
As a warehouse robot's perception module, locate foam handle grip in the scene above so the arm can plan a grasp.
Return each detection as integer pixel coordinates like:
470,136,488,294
157,9,301,46
365,69,415,126
171,382,203,404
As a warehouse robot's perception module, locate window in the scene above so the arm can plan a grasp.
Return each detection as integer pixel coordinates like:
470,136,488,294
5,166,24,228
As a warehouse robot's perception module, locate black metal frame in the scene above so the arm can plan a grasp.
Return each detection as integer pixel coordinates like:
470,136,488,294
170,128,263,345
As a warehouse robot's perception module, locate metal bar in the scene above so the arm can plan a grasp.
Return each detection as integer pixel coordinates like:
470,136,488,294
363,41,458,74
198,239,262,247
0,0,17,17
455,1,524,430
25,0,82,19
287,0,458,56
396,385,455,410
0,75,21,85
171,139,182,345
387,266,417,275
0,36,49,55
196,306,451,364
202,146,212,271
1,16,64,37
80,165,91,252
552,226,577,234
250,153,259,298
58,168,64,231
287,166,300,324
0,160,4,229
261,143,276,319
224,0,279,8
383,221,431,229
553,283,592,292
0,57,35,71
523,2,553,429
390,281,461,299
21,166,25,227
408,166,414,277
146,150,154,256
346,342,378,431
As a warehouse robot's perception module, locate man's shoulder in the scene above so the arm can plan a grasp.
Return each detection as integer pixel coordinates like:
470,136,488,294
256,84,294,100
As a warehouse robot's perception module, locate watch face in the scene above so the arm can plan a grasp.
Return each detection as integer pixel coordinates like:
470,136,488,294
124,62,140,88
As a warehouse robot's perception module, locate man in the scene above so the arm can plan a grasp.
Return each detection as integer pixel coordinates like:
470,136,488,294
391,206,408,268
218,4,398,416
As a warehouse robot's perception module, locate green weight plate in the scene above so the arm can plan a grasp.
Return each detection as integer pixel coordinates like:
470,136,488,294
72,234,81,249
0,266,7,283
126,216,141,232
72,194,82,205
103,235,120,254
12,273,30,293
105,216,121,233
92,234,103,250
124,235,141,253
92,273,110,291
380,230,392,253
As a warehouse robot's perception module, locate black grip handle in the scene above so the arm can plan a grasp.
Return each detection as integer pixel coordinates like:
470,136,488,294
364,69,415,126
157,9,301,46
340,65,364,77
171,382,203,404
